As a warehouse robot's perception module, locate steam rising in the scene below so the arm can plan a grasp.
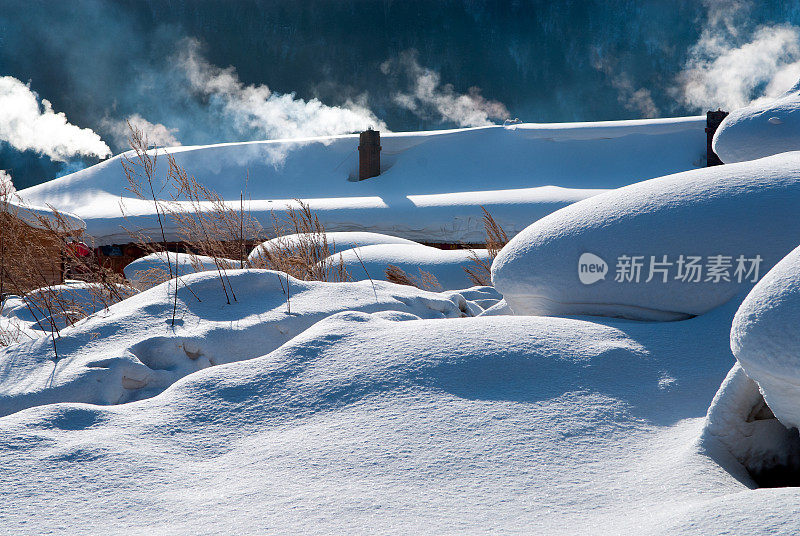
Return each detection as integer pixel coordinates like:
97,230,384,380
101,114,181,148
592,56,660,118
677,1,800,110
0,76,111,161
177,39,386,140
0,169,14,196
381,50,509,127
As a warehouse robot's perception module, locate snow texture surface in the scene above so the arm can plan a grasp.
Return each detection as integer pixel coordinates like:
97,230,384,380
1,290,796,534
0,270,477,417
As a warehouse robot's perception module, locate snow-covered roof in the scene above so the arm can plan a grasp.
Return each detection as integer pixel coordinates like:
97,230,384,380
1,197,85,233
18,117,706,245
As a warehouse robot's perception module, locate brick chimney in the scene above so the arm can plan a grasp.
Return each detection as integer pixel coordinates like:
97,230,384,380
358,128,381,180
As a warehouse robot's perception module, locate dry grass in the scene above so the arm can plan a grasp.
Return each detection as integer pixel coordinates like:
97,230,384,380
249,202,350,283
385,264,442,292
120,123,350,320
463,206,509,286
0,177,132,352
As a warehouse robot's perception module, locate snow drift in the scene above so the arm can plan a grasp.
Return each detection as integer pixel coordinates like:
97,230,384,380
701,363,800,484
248,231,418,265
332,243,489,290
0,294,777,534
492,151,800,320
731,244,800,431
123,252,238,289
0,270,479,417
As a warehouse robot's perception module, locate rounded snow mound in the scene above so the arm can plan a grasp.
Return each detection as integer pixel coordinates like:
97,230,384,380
492,151,800,320
329,243,490,291
731,243,800,431
248,232,418,265
124,252,239,289
713,82,800,164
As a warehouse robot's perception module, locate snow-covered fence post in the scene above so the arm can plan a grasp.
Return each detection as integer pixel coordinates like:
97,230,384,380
706,110,728,166
358,128,381,180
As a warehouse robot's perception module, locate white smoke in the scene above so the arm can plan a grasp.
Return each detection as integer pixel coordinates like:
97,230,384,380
0,76,111,161
0,169,15,196
381,50,509,127
101,114,181,149
176,39,386,140
677,1,800,110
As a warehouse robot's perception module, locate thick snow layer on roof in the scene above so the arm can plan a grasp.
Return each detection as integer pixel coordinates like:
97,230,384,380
3,286,796,533
18,117,705,245
492,151,800,320
731,244,800,430
2,197,85,232
713,82,800,164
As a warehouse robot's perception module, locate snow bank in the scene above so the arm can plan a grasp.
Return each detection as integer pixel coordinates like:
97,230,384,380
1,281,137,332
332,243,490,290
701,364,800,480
492,151,800,320
248,231,417,265
731,244,800,431
0,296,758,533
713,82,800,164
17,118,706,245
0,270,476,416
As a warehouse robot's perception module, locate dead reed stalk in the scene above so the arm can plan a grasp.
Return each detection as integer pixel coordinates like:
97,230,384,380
463,206,509,286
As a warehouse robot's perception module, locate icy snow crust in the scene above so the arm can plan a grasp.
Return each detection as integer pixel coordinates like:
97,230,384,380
713,82,800,164
492,151,800,320
18,118,705,245
731,244,800,431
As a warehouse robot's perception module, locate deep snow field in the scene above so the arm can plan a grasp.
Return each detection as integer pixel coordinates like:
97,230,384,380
5,94,800,534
